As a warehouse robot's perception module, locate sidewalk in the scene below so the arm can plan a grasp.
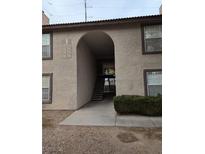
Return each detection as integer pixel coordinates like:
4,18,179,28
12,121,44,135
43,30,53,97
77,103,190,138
60,98,162,127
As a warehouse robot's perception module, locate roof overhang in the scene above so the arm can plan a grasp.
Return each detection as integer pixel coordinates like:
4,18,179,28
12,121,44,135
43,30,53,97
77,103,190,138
42,15,162,33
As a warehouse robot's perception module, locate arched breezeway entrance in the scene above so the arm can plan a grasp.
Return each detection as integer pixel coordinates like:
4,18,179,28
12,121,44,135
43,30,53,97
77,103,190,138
76,31,115,108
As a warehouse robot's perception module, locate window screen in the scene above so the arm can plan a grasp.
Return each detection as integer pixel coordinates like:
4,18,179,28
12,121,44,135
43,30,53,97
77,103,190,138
146,71,162,96
42,76,50,101
42,34,51,58
144,25,162,52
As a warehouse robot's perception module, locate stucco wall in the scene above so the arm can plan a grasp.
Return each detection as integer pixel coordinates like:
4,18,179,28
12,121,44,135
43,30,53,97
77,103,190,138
77,40,96,108
109,26,162,96
42,32,78,110
42,24,161,110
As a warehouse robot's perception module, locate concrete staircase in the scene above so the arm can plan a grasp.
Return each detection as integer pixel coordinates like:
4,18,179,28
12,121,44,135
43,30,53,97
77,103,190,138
92,78,104,101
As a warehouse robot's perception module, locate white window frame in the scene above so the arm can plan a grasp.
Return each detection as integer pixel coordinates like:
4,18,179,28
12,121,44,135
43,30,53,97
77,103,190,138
42,73,52,103
42,33,52,59
142,24,162,54
144,69,162,96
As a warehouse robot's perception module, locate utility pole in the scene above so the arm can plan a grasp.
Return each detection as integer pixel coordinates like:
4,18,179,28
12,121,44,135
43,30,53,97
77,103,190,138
84,0,87,22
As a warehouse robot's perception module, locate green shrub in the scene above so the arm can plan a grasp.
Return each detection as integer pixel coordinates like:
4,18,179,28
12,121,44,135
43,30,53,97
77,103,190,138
113,95,162,116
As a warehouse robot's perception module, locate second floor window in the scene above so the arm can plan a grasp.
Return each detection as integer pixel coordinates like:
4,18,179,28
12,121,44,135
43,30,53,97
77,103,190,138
143,24,162,53
42,33,52,59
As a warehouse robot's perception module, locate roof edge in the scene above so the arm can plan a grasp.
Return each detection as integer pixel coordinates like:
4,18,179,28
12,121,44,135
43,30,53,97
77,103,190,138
43,14,162,32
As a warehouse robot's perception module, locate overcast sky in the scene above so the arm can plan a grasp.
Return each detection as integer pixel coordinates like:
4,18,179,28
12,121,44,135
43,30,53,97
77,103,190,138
43,0,161,24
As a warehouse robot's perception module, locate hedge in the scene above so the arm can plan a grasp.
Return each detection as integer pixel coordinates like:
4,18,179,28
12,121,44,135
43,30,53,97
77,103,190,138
113,95,162,116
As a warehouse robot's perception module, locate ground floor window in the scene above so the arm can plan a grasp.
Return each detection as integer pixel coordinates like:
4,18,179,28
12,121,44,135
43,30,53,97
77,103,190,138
42,73,52,103
144,69,162,96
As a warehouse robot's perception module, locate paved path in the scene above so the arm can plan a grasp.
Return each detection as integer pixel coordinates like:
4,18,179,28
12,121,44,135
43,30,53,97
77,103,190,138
60,97,162,127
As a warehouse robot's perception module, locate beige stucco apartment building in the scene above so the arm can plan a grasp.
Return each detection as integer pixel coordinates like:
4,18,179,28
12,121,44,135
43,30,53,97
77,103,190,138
42,15,162,110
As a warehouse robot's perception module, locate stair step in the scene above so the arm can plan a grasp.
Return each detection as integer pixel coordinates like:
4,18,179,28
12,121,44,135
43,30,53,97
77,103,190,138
92,98,103,101
92,95,103,98
94,92,103,94
93,94,103,97
92,96,103,98
92,78,105,101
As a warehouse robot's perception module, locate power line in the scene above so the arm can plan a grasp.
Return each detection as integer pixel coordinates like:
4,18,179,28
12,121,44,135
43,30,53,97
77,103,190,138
89,6,159,9
48,2,83,7
52,13,84,17
45,0,84,6
45,0,89,21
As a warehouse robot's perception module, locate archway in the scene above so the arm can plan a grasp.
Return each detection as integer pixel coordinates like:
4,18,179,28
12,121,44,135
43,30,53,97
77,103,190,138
76,31,115,108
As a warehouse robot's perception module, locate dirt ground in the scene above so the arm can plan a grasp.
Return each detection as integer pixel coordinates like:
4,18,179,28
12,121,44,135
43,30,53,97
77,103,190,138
43,111,162,154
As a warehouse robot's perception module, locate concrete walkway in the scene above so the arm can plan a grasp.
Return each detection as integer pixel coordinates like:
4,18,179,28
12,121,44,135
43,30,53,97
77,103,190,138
60,97,162,127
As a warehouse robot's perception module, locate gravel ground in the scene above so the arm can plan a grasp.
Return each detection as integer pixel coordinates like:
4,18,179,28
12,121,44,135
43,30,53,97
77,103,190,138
43,111,162,154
